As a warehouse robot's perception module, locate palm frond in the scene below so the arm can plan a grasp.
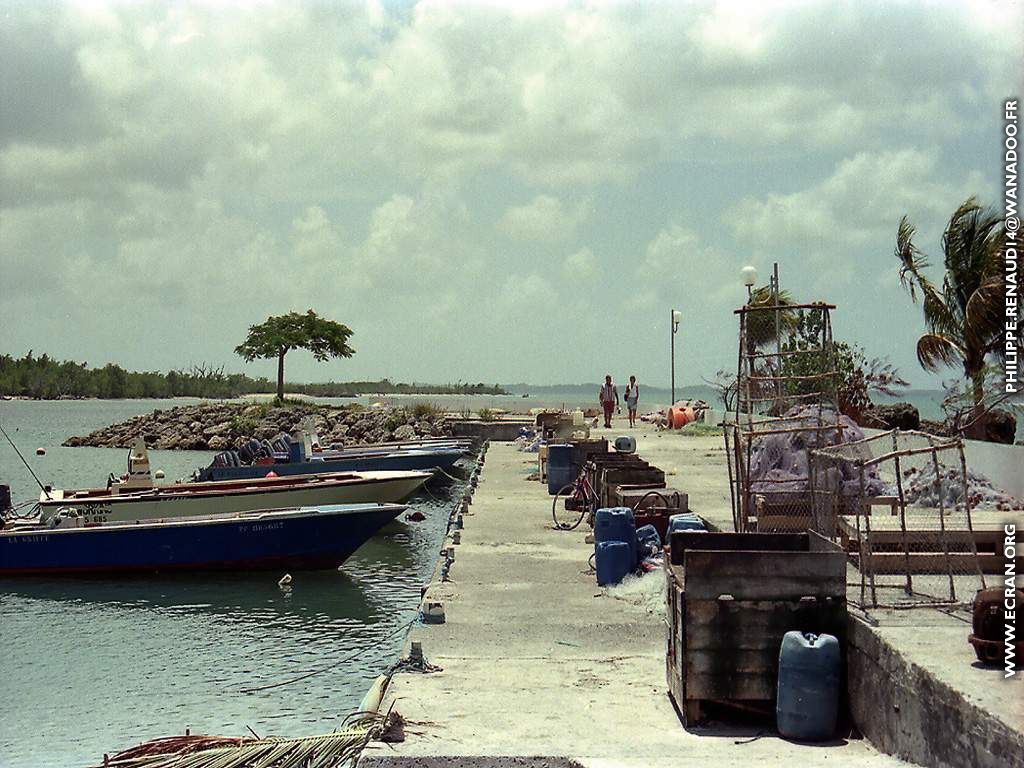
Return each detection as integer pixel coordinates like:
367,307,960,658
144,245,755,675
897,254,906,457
942,197,1004,309
744,285,797,348
895,216,933,302
895,215,957,333
916,333,963,373
963,275,1006,349
94,719,381,768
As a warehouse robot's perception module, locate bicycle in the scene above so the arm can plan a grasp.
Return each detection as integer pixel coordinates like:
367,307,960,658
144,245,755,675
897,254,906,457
551,464,601,531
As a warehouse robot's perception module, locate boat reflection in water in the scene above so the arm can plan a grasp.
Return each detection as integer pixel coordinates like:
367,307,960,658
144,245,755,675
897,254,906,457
0,568,386,628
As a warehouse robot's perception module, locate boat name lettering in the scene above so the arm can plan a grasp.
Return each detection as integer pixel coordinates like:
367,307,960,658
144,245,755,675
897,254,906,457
240,522,285,533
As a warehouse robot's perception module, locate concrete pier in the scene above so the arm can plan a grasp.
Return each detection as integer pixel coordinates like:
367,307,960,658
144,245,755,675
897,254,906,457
361,425,909,767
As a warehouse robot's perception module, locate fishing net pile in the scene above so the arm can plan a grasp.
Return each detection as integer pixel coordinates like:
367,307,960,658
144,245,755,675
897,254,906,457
892,463,1024,511
514,427,542,452
746,406,887,502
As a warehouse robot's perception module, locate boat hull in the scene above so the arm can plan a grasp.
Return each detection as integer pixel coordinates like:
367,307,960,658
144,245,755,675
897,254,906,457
196,448,463,482
39,472,429,524
0,504,406,575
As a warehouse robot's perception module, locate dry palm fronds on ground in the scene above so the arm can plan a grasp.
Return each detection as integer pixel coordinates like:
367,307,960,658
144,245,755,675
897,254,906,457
89,714,382,768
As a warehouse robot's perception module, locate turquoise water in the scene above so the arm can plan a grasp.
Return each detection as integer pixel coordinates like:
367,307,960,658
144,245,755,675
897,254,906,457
0,399,466,767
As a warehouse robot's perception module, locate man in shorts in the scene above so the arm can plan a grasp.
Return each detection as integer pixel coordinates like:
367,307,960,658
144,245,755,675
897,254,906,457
598,374,619,429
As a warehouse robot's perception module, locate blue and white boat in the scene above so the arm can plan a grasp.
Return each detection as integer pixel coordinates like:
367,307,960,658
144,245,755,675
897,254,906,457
193,432,468,482
0,503,407,576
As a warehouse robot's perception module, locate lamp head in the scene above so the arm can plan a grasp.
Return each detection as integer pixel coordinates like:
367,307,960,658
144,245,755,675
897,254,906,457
741,265,758,288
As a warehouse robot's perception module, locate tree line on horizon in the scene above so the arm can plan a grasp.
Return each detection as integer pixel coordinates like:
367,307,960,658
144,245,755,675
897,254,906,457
0,352,506,400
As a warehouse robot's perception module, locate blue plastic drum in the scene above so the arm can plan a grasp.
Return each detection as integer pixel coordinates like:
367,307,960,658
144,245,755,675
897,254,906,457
547,444,574,495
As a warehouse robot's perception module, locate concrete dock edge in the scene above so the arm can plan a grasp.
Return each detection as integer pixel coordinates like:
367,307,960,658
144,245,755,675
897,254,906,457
847,616,1024,768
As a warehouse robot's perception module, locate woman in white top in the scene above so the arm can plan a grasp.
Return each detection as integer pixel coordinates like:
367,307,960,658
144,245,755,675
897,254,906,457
623,375,639,427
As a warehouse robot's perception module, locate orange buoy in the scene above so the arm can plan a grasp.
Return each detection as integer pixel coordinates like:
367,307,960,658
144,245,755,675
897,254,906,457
668,407,695,429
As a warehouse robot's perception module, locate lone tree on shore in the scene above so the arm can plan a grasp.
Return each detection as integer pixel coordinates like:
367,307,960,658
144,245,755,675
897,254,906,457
235,310,354,402
895,197,1010,406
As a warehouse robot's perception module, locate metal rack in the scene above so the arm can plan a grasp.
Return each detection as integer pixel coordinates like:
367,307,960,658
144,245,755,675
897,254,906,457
724,281,845,533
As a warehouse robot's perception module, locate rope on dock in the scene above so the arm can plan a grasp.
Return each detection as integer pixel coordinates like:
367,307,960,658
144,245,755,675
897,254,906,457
90,714,383,768
432,466,470,484
238,618,418,694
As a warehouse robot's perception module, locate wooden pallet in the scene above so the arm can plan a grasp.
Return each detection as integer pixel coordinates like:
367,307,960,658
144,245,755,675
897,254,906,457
839,517,1022,574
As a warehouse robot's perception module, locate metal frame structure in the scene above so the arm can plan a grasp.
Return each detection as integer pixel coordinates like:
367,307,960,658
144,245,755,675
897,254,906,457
809,429,985,609
724,289,844,533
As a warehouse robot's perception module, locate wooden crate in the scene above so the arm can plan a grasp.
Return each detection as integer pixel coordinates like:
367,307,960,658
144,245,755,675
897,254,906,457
665,531,847,726
599,467,666,508
615,485,688,513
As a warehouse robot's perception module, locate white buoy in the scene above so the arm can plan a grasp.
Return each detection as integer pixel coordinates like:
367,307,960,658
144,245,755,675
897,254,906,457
278,573,292,587
35,447,45,456
422,601,446,624
154,469,165,479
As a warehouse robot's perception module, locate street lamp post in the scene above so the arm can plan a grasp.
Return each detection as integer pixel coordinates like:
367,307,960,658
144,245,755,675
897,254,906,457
671,309,682,404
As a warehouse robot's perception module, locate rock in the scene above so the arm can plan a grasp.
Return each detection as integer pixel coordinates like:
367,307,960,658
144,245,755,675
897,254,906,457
966,409,1017,444
202,421,232,437
208,435,229,451
860,402,920,431
393,424,417,441
920,419,949,437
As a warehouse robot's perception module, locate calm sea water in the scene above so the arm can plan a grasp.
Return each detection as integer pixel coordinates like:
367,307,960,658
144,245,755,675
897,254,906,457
0,399,467,768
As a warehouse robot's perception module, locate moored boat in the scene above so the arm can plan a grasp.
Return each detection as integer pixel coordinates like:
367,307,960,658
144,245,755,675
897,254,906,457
0,503,407,575
194,432,467,482
38,441,430,524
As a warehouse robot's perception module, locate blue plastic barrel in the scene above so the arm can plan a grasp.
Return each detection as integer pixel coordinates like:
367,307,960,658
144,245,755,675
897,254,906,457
777,631,841,741
635,524,661,561
547,444,574,495
668,513,706,534
595,506,636,560
595,540,633,586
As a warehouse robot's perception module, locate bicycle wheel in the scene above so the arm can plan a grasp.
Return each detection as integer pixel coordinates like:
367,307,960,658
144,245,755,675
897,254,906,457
552,483,587,531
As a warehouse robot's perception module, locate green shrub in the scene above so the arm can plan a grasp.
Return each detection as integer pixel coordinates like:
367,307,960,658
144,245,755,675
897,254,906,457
477,408,499,422
230,414,259,436
412,401,441,419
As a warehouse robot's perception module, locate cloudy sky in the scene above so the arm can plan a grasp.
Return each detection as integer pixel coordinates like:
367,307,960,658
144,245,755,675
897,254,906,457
1,0,1020,388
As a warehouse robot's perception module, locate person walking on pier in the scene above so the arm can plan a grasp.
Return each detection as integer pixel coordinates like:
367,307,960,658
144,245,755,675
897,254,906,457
599,374,619,429
623,375,639,427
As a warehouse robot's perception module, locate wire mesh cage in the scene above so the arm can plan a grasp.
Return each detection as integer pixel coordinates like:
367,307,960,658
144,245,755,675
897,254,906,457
809,430,987,609
724,300,849,534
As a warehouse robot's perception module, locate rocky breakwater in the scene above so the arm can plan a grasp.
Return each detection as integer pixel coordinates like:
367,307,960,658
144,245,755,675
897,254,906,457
63,402,452,451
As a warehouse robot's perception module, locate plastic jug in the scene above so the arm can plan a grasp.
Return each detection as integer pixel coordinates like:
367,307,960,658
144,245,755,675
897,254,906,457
777,631,841,741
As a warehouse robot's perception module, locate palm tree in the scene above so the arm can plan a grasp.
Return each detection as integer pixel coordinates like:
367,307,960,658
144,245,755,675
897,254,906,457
895,197,1009,405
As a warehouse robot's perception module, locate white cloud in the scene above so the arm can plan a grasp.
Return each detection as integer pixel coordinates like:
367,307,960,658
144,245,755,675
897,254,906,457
564,247,596,279
0,0,1018,385
500,194,590,241
728,148,988,284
